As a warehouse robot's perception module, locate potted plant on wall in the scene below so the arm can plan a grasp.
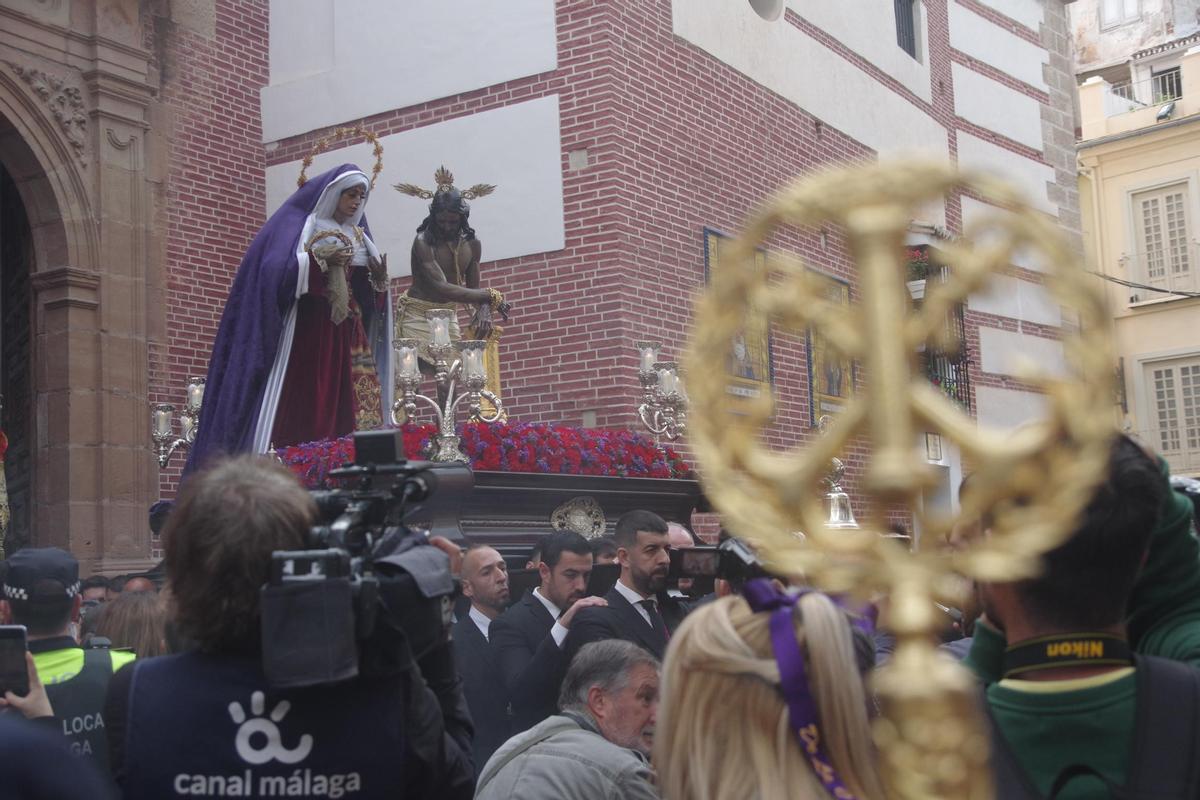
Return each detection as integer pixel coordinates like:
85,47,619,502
906,246,931,301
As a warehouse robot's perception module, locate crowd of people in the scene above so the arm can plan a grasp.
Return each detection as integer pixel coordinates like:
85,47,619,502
1,432,1199,798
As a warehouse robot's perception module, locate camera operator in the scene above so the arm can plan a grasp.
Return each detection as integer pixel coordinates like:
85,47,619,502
103,456,474,799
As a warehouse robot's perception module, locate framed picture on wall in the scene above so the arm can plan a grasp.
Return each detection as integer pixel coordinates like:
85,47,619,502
806,269,854,425
702,228,773,412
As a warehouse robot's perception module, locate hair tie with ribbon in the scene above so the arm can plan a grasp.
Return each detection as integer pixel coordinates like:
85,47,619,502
743,578,860,800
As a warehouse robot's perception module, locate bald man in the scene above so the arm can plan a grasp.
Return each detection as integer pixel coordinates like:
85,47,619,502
667,522,698,596
453,546,512,768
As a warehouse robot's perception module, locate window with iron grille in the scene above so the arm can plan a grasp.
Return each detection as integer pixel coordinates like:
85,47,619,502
895,0,917,58
1151,66,1182,103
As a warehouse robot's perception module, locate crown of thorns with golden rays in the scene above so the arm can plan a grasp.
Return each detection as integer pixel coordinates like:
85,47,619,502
393,166,497,201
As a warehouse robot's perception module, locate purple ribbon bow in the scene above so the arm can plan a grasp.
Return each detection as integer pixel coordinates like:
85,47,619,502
743,579,860,800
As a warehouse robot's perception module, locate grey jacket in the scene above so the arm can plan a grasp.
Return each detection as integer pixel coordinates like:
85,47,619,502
474,711,659,800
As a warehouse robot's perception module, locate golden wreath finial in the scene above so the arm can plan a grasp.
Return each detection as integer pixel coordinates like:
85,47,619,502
394,165,497,201
685,161,1115,800
296,126,385,190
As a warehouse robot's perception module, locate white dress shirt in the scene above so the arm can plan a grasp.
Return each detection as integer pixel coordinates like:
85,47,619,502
469,605,493,641
613,579,654,627
532,587,571,647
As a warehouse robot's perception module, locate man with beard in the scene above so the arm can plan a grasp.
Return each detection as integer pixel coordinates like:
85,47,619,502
398,177,511,405
491,532,608,732
453,545,512,770
565,511,689,662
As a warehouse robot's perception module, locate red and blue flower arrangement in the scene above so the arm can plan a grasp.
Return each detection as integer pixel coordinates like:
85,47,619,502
277,423,692,489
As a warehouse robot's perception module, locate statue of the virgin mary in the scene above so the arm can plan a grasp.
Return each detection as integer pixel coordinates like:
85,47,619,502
183,163,393,475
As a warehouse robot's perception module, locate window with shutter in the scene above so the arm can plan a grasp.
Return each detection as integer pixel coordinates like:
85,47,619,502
1131,183,1192,294
894,0,917,58
1143,358,1200,472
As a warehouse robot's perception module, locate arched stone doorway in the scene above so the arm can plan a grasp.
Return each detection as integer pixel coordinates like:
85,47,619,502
0,61,159,573
0,157,34,555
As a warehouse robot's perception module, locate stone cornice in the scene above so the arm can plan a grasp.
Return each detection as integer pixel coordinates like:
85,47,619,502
31,265,101,310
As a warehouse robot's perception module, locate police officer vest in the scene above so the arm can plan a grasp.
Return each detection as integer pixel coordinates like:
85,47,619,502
44,648,114,773
120,651,407,799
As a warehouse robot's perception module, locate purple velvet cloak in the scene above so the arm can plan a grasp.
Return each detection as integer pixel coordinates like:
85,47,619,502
183,163,382,477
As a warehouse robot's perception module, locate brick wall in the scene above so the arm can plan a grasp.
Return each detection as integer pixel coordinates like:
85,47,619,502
148,0,268,520
266,0,973,506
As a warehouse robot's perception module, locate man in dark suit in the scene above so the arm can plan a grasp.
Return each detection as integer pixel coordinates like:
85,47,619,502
490,531,608,732
452,545,512,770
564,510,690,662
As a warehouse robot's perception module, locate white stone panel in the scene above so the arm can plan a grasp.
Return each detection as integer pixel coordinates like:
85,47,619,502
951,64,1044,150
972,0,1044,31
948,3,1048,91
789,1,932,102
263,0,557,142
960,196,1045,272
975,385,1048,430
672,0,949,162
265,96,565,277
968,273,1062,327
978,327,1066,377
956,132,1055,214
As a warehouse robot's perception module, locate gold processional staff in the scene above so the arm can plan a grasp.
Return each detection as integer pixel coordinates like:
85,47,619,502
684,162,1115,800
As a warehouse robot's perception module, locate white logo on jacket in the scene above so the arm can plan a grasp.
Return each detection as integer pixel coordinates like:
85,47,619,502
228,691,313,764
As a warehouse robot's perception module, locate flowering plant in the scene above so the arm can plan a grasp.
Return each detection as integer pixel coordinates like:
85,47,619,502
277,423,693,489
906,247,932,282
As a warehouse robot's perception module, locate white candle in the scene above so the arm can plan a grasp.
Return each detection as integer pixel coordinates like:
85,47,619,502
658,363,680,395
462,343,485,380
430,314,451,347
153,405,174,437
186,380,205,411
395,341,419,379
636,342,660,372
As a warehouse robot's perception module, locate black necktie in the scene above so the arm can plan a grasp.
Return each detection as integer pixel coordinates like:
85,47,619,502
640,598,669,641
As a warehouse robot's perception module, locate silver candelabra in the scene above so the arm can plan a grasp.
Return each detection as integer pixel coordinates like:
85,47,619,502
392,308,505,463
634,341,687,441
152,377,205,468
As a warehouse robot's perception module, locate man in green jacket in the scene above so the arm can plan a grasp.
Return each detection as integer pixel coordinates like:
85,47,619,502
966,435,1200,799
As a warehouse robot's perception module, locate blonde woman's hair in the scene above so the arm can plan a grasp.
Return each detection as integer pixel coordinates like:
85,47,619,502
92,591,168,659
654,594,887,800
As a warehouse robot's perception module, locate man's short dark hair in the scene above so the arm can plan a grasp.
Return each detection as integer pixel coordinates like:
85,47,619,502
9,595,73,637
540,531,592,569
590,536,617,560
614,510,668,549
164,456,314,654
1015,435,1164,630
81,575,110,592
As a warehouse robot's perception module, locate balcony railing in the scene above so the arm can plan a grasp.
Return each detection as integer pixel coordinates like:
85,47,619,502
1120,242,1199,301
914,267,972,410
1136,427,1200,475
1101,68,1183,113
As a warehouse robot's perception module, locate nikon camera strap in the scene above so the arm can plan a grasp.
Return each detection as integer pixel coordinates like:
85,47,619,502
1001,633,1131,679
